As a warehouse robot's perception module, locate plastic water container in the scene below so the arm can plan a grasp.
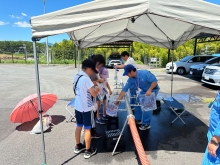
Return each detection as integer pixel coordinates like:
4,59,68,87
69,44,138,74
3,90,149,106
106,100,118,117
139,93,157,111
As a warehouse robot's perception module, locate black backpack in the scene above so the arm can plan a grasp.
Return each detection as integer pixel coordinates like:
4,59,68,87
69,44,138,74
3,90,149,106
73,75,83,95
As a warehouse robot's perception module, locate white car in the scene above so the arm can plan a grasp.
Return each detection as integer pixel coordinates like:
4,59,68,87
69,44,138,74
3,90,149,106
166,55,213,75
202,64,220,86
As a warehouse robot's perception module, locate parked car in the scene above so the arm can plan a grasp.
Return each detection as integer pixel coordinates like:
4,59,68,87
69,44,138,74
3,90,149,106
107,54,123,68
202,63,220,86
166,55,214,75
190,56,220,77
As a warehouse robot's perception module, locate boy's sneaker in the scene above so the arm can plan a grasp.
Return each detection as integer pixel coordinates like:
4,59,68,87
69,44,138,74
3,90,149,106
102,116,108,121
135,120,142,125
91,133,102,139
139,124,151,130
74,143,86,154
84,147,97,159
96,118,105,124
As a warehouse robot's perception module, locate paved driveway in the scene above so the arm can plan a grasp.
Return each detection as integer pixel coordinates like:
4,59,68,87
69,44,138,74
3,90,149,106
0,64,217,165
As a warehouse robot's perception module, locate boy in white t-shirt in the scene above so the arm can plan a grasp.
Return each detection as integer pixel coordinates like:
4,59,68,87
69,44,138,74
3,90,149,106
73,59,99,159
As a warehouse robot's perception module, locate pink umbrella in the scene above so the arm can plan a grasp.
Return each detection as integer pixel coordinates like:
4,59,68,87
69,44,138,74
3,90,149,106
10,93,57,123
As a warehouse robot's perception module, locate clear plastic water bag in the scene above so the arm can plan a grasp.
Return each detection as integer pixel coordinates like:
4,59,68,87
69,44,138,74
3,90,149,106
106,101,118,117
139,93,157,111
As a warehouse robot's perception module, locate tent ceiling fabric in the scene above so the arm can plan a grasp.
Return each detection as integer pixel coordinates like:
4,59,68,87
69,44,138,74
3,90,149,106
31,0,220,49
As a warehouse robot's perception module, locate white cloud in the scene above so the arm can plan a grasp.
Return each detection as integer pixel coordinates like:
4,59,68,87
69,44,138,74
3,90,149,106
0,21,9,26
10,14,25,19
14,21,31,28
10,15,15,18
21,13,27,17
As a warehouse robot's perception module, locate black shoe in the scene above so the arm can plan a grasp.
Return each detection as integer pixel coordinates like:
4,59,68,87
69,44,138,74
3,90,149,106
84,147,97,159
139,124,151,130
135,120,142,125
96,118,105,124
74,143,86,154
101,116,108,121
91,133,102,139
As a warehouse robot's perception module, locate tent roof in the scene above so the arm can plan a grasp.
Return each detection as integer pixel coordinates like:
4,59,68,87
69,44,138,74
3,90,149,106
30,0,220,49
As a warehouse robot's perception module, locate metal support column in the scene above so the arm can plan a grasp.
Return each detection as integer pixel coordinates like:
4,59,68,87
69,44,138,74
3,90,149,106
78,49,81,72
33,39,47,165
193,38,198,56
168,49,170,63
171,41,174,97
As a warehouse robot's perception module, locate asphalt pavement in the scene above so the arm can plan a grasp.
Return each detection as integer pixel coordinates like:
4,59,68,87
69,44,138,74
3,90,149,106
0,64,218,165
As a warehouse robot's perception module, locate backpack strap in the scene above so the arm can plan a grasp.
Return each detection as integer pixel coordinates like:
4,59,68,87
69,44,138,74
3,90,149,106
74,75,83,95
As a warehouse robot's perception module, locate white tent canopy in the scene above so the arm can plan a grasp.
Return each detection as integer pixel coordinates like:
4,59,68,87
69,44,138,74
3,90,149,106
31,0,220,49
30,1,220,164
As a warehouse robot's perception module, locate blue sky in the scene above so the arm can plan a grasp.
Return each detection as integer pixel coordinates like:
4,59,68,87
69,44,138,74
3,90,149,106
0,0,219,44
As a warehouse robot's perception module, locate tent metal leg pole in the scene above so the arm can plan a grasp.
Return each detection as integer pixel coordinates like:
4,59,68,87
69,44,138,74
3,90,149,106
33,41,47,165
112,118,128,156
78,49,81,72
171,49,174,97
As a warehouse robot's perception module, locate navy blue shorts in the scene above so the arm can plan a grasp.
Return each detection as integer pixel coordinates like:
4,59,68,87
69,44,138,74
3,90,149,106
75,110,92,130
97,95,107,101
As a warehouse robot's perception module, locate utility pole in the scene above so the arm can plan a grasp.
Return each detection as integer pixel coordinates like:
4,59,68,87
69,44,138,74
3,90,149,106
43,0,49,65
23,44,27,62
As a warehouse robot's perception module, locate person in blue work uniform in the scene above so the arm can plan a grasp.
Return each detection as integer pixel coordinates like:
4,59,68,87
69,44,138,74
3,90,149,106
202,91,220,164
116,64,160,130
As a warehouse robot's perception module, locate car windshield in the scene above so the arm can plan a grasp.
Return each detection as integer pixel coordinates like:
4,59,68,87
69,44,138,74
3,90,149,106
180,56,192,62
205,57,220,64
109,54,121,59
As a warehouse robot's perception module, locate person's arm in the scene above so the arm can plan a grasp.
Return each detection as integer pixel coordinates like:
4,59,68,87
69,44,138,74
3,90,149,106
146,82,158,96
208,121,220,157
96,78,105,83
89,87,100,97
115,91,126,105
106,82,112,95
115,64,125,69
115,79,131,104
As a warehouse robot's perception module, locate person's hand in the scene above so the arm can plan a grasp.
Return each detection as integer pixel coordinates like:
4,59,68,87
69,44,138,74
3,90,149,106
146,90,152,96
115,101,120,106
114,65,118,69
208,141,219,157
109,90,113,95
99,78,105,83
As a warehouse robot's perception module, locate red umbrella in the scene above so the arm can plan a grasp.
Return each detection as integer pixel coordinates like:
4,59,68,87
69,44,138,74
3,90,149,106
10,93,57,123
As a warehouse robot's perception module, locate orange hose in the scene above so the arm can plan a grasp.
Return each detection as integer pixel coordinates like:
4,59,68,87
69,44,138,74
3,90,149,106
128,117,150,165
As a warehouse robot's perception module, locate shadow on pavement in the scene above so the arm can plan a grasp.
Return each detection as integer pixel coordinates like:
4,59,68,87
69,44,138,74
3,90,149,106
16,115,66,132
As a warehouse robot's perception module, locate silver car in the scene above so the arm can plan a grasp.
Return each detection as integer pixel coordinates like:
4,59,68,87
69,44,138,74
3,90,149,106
202,63,220,86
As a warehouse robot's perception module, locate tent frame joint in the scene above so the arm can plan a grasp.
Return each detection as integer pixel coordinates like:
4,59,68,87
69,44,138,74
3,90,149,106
32,38,41,42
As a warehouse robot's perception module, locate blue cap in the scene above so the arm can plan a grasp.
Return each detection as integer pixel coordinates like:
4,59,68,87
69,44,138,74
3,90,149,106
123,64,135,76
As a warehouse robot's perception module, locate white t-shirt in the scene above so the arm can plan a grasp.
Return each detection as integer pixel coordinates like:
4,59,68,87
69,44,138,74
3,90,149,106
74,71,94,112
125,57,137,68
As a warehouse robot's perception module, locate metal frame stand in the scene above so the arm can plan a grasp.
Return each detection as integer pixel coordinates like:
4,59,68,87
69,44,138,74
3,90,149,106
112,118,128,155
111,79,140,156
65,105,76,122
